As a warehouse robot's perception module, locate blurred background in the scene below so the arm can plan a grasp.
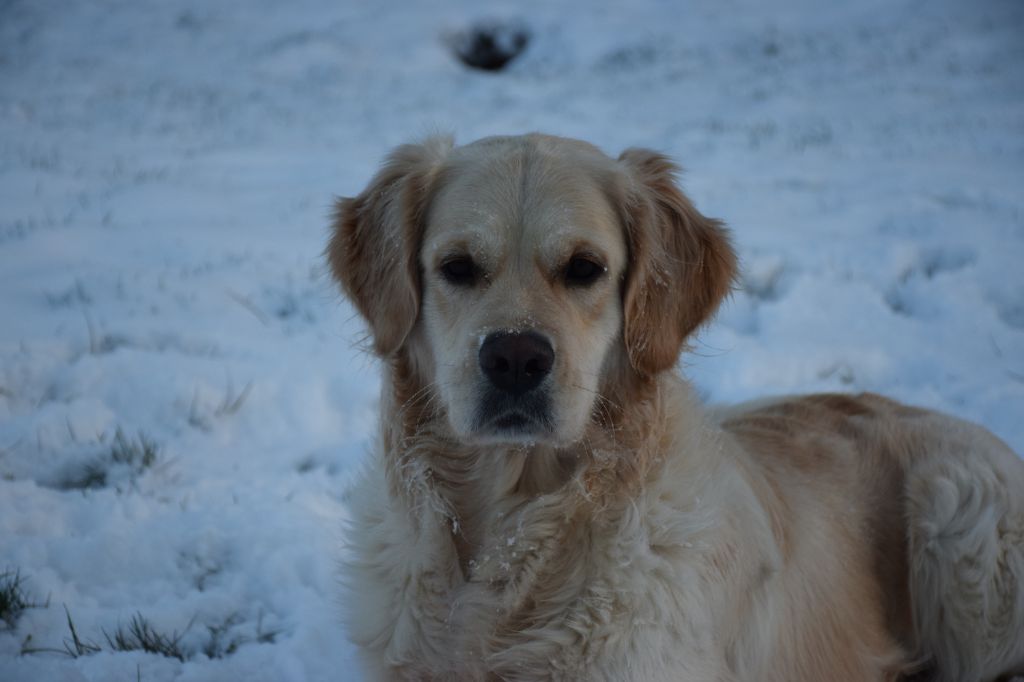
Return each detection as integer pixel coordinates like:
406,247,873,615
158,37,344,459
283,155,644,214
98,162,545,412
1,0,1022,679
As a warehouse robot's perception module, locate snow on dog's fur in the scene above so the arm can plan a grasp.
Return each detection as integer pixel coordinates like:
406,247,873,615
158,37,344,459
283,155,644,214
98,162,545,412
328,133,1024,681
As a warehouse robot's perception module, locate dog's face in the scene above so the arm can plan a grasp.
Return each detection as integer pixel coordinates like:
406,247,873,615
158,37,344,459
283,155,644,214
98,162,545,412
418,142,628,444
329,134,736,447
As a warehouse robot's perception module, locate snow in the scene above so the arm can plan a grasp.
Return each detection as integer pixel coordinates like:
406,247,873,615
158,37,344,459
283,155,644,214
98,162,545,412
1,0,1022,679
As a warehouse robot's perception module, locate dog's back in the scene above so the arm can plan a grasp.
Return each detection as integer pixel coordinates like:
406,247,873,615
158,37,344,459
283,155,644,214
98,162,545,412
720,393,1024,681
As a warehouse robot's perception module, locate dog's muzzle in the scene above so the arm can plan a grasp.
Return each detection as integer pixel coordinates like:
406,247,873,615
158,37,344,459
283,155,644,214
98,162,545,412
476,331,554,433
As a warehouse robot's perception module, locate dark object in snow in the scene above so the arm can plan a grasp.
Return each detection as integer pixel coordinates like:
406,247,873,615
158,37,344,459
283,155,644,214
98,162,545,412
451,21,529,72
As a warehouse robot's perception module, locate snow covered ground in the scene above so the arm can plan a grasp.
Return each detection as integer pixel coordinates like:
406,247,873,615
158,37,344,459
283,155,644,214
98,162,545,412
1,0,1022,679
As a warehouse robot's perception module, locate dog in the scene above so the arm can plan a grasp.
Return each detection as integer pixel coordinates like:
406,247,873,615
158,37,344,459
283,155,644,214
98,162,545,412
328,133,1024,681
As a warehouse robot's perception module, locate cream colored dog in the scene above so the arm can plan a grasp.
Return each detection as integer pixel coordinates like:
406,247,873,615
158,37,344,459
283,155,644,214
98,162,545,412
328,133,1024,681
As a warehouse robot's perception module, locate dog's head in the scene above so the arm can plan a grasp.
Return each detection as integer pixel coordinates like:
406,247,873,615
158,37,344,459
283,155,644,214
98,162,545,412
329,134,736,446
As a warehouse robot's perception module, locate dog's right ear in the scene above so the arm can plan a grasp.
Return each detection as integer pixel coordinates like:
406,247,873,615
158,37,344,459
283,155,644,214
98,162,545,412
327,136,452,357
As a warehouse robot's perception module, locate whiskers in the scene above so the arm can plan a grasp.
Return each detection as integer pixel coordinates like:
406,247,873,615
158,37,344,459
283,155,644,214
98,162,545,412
390,377,452,446
569,382,623,429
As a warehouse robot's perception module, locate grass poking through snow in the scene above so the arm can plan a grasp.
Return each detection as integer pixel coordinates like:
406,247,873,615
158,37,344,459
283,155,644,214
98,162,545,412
0,568,46,629
20,606,101,658
103,613,191,661
56,428,161,491
19,604,280,662
202,611,280,659
109,429,159,470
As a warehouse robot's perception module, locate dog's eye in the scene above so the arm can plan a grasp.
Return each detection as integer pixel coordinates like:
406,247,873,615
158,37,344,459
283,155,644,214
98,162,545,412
564,256,606,287
440,256,477,286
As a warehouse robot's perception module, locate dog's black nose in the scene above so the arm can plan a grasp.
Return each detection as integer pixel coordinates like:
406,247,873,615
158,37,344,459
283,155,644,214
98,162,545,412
479,331,554,396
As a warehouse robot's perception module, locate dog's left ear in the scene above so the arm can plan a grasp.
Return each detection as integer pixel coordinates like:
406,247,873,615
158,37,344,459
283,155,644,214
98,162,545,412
613,148,738,377
327,136,452,357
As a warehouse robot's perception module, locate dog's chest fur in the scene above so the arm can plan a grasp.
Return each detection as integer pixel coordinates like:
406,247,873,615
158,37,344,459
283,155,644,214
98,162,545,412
343,372,779,681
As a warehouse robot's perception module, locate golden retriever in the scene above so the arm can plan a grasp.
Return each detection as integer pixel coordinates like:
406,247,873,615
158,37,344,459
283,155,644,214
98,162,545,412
328,133,1024,681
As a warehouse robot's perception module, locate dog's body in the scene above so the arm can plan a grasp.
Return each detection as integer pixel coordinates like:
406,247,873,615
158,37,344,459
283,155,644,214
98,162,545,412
330,134,1024,681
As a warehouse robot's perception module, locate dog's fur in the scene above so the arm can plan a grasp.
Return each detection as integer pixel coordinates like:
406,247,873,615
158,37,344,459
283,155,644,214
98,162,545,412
328,133,1024,681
